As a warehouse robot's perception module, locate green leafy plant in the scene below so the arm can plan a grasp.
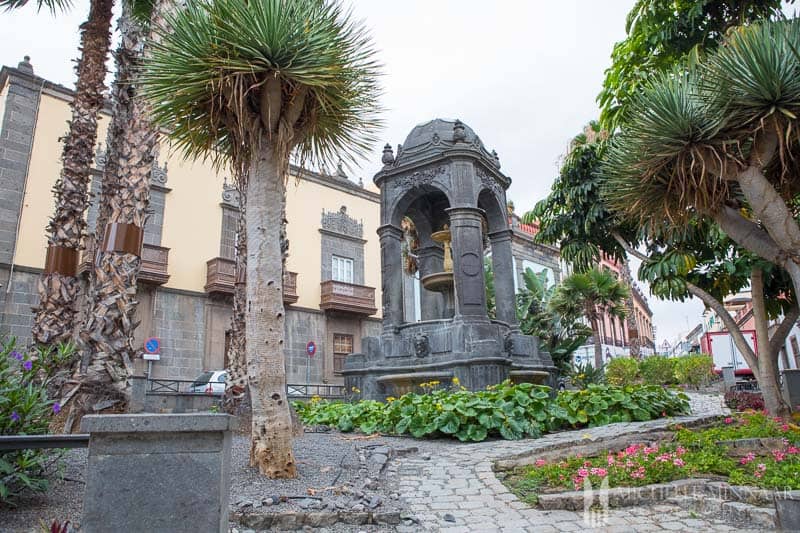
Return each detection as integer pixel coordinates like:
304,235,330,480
568,362,606,389
674,354,714,389
1,337,74,503
605,357,639,386
640,356,677,386
295,381,688,442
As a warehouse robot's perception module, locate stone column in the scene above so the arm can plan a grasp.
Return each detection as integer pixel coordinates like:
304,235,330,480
489,229,518,329
447,207,488,320
81,413,237,533
416,245,445,320
377,224,404,330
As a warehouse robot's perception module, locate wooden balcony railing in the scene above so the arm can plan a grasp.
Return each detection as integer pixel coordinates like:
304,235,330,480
204,257,298,304
78,238,169,285
320,280,377,316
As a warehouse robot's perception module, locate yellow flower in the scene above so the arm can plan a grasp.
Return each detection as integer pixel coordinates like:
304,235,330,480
451,377,460,385
431,380,440,386
310,394,321,403
351,386,361,394
386,396,396,402
436,403,443,410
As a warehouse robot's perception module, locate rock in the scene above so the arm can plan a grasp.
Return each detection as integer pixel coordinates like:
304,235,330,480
351,503,366,512
262,498,273,507
369,453,389,465
252,500,262,509
372,446,391,456
443,513,456,523
268,495,280,505
368,496,382,509
422,455,431,460
237,500,253,509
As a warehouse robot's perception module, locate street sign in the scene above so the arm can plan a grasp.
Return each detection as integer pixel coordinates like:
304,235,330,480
306,341,316,357
143,337,161,361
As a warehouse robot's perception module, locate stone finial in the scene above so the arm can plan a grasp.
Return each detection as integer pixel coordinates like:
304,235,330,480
453,119,466,142
336,159,347,179
381,143,395,166
17,55,33,74
492,150,501,169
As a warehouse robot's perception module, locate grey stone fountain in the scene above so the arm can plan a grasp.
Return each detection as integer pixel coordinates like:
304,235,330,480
343,119,555,400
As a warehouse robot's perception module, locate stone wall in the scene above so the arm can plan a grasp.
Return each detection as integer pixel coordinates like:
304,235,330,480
285,308,327,384
0,67,40,264
150,289,207,379
0,266,38,346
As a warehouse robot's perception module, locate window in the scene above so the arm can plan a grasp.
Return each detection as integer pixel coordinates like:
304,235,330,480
331,255,354,283
333,333,354,375
220,207,239,260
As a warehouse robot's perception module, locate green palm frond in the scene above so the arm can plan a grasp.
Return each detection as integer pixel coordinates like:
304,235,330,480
142,0,383,172
704,19,800,129
1,0,72,14
603,68,732,230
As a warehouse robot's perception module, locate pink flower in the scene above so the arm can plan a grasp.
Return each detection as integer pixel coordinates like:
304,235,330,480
676,446,687,456
583,460,592,468
673,458,685,467
630,466,646,479
644,445,658,455
772,450,786,462
787,446,800,455
534,459,547,467
782,424,790,432
590,467,608,477
740,452,756,465
724,417,733,424
607,455,615,466
577,468,589,478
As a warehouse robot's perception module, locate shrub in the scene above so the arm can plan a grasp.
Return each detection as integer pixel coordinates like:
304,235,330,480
569,362,605,389
724,390,765,411
1,337,74,503
295,381,689,442
605,357,639,386
674,354,714,388
640,356,676,385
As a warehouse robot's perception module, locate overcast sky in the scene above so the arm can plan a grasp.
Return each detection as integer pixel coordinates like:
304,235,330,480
0,0,706,347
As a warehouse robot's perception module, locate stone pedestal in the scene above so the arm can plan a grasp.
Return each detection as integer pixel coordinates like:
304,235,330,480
81,413,237,533
782,369,800,409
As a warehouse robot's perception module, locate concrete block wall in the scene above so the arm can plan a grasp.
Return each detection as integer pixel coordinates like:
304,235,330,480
151,290,206,380
285,308,327,384
0,267,38,346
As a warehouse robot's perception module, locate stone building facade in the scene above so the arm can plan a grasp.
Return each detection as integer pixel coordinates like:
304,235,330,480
0,59,381,385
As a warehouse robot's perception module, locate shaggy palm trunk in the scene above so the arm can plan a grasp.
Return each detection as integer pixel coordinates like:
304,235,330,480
76,4,162,421
32,0,114,346
224,186,248,412
246,144,296,478
751,268,790,416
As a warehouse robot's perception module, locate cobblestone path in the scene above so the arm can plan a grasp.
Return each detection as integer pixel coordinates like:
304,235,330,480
393,393,757,532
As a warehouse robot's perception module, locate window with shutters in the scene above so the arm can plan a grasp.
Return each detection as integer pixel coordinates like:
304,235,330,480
333,333,353,375
220,207,239,260
331,255,354,284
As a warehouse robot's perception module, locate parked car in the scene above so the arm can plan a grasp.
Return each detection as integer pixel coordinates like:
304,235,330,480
188,370,226,395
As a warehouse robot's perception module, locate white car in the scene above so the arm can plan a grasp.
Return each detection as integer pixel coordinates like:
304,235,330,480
188,370,227,395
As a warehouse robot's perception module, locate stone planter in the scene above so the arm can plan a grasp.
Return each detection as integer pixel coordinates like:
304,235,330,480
775,490,800,531
81,413,237,533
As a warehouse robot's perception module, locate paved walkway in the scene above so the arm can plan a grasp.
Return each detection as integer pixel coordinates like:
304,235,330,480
392,393,756,532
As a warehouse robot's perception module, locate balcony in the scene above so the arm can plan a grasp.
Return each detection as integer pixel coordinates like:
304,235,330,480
78,238,169,285
320,280,377,316
204,257,298,304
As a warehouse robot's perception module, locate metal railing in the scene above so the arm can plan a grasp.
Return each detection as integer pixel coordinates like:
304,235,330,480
145,378,346,399
0,434,89,451
287,383,346,399
148,378,208,394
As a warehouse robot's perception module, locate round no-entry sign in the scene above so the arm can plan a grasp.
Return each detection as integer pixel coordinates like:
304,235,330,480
306,341,316,357
144,337,160,354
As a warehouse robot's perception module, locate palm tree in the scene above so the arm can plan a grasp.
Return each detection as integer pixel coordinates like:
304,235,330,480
2,0,116,346
550,268,629,369
224,173,248,412
66,0,164,425
142,0,382,478
604,20,800,307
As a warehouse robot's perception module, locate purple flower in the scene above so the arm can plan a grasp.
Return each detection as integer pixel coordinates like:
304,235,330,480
52,402,61,415
10,411,20,423
22,359,32,371
9,350,23,361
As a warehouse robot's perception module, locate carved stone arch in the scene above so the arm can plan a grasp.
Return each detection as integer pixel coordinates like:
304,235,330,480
388,183,453,229
477,187,509,234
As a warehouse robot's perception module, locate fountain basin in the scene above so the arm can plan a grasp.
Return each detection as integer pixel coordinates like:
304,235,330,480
421,271,454,292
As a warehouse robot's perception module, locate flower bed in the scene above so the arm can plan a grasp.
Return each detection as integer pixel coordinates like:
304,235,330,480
507,412,800,505
294,381,689,442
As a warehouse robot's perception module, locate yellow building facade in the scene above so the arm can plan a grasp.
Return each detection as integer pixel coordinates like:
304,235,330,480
0,59,382,384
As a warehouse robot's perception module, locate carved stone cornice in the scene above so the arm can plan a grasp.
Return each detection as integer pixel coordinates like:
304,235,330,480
221,182,241,209
321,206,363,238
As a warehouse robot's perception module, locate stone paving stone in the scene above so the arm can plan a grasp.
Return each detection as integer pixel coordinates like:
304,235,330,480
659,521,688,530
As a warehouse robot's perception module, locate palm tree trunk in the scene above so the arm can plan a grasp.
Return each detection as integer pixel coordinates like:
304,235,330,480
31,0,114,346
224,180,248,412
76,3,162,420
591,317,603,369
246,143,296,478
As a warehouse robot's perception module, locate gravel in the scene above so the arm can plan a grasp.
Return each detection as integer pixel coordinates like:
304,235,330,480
0,431,441,532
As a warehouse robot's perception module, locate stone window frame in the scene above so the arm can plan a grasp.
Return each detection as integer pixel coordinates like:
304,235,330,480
332,333,354,375
331,255,354,283
320,206,366,285
219,181,242,260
